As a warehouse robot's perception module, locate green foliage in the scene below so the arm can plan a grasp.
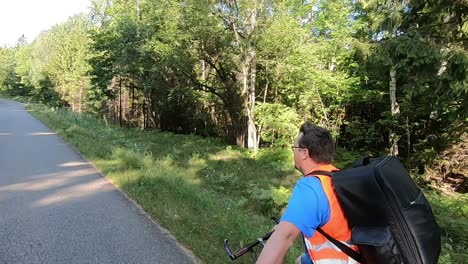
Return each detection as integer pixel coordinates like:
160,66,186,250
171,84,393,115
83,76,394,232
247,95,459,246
334,149,367,169
29,77,66,107
1,14,93,109
0,46,33,96
14,44,33,87
255,103,300,147
340,116,386,152
0,48,17,92
42,14,92,107
256,147,294,173
0,0,465,170
245,184,292,216
271,185,292,209
3,0,465,170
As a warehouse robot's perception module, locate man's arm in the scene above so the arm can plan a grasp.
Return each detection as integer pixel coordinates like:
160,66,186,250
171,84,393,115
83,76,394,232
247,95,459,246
256,221,301,264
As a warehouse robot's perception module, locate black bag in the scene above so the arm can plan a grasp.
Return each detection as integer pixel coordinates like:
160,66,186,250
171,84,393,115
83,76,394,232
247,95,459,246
315,156,441,264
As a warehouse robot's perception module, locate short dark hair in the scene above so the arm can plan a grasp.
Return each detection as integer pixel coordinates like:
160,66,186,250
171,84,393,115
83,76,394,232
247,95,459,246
298,122,335,163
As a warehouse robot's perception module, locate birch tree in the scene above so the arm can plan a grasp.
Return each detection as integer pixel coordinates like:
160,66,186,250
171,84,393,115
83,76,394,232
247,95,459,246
214,0,268,151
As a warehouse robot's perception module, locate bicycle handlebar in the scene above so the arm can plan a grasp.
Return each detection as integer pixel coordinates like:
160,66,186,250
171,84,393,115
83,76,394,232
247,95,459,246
223,230,274,261
224,218,279,261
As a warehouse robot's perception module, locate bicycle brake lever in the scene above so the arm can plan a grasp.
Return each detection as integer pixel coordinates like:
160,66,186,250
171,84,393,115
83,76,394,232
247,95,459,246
224,239,236,260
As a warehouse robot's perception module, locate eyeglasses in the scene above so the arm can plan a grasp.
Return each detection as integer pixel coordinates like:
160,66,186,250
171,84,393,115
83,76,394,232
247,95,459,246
291,146,303,150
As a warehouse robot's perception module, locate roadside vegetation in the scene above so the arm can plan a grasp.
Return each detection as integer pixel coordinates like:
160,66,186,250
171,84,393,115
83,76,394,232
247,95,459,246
24,101,303,263
12,100,465,263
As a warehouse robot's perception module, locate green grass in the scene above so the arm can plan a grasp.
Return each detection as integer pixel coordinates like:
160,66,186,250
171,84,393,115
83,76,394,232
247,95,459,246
427,191,468,263
5,96,465,264
23,103,303,263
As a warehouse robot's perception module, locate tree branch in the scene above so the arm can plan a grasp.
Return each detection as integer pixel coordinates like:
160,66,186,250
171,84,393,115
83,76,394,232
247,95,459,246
180,70,224,99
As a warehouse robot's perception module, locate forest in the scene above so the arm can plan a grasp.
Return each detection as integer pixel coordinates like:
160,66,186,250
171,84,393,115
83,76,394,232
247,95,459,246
0,0,466,262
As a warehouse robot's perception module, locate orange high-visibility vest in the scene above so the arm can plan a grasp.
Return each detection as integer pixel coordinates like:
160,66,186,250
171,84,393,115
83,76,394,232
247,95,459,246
304,164,360,264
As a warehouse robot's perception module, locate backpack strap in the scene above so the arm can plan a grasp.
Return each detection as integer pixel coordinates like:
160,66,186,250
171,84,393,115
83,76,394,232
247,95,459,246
309,170,363,263
307,170,335,177
317,228,363,263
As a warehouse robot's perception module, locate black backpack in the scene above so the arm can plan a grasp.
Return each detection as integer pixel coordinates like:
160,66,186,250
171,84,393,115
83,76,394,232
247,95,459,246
314,156,441,264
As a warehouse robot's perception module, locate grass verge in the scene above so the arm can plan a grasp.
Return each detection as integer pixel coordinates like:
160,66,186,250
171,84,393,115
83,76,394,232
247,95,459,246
427,191,468,263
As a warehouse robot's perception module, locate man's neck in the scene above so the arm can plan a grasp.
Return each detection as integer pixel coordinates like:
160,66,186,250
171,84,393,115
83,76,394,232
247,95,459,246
302,162,332,175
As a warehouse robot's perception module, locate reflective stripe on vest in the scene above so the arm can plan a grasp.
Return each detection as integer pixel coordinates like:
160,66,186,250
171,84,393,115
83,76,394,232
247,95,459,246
314,258,359,264
304,164,360,264
305,237,353,252
304,237,359,262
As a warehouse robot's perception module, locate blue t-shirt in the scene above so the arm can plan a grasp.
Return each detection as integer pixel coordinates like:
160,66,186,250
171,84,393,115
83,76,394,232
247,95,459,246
280,176,331,238
281,176,331,264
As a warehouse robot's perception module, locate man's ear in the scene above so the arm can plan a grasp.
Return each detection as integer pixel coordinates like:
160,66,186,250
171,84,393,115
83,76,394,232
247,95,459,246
300,148,309,160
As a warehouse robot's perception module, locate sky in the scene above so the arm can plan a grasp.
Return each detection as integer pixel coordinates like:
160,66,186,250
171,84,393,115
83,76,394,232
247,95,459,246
0,0,92,47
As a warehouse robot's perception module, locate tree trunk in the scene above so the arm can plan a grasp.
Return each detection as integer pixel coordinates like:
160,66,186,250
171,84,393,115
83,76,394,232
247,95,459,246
247,45,258,152
389,64,399,156
263,63,269,103
119,78,123,127
201,43,206,81
225,91,246,147
142,93,147,129
244,8,258,152
131,75,135,116
136,0,140,19
235,123,246,148
79,81,83,113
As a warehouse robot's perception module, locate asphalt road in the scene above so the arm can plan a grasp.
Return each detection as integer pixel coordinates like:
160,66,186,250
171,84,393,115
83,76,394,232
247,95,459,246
0,98,197,264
